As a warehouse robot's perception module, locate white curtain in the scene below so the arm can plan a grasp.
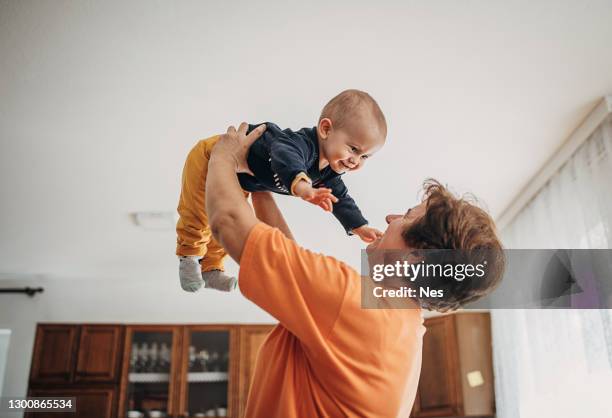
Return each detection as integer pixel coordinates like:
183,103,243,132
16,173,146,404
492,115,612,418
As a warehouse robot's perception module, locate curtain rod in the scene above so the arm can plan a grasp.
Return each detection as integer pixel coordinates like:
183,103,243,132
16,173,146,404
496,95,612,231
0,287,44,297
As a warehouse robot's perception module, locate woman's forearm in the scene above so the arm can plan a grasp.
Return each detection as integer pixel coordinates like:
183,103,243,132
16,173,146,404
206,155,258,263
251,192,295,241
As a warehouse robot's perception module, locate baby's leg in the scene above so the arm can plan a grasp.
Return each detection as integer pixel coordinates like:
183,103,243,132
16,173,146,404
201,236,236,291
176,136,221,292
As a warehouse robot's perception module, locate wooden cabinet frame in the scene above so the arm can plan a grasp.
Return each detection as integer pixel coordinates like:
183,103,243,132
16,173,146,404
176,324,240,418
237,325,275,417
412,315,462,417
117,325,182,418
411,313,494,418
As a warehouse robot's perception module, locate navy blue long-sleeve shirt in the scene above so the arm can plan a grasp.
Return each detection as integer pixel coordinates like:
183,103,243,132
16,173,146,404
237,123,368,234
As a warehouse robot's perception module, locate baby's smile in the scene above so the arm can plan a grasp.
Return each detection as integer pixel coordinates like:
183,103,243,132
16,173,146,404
339,160,354,170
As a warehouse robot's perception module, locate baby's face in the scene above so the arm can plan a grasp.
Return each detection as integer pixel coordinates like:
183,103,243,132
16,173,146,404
321,118,385,174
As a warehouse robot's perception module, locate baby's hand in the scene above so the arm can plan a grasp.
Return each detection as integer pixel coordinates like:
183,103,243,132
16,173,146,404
294,181,338,212
352,225,384,243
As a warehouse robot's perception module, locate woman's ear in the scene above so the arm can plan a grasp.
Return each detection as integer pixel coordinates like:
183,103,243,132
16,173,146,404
317,118,333,140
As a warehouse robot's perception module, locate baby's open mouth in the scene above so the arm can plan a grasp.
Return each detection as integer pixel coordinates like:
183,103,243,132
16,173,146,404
340,161,352,170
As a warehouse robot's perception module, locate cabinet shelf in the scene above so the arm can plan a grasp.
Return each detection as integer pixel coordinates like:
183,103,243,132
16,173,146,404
129,372,170,383
188,371,228,382
127,371,229,383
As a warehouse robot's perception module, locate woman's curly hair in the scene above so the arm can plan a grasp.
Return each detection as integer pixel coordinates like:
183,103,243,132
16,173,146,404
402,179,506,312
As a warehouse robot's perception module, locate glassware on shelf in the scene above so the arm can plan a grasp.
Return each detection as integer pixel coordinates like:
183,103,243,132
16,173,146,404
189,345,197,372
197,349,210,372
185,331,230,416
209,351,221,372
160,342,171,373
130,344,138,372
139,343,149,373
125,331,174,418
150,342,159,372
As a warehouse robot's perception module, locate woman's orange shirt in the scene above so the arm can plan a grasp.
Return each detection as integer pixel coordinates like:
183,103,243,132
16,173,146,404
239,223,425,418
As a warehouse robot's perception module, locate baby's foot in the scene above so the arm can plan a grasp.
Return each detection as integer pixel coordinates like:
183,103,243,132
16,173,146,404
179,256,203,292
202,270,237,292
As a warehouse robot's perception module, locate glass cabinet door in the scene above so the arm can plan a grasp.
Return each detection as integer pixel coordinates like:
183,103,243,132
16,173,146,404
179,327,234,418
120,327,180,418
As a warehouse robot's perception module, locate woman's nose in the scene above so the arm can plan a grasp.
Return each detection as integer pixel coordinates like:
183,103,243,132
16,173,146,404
385,214,402,224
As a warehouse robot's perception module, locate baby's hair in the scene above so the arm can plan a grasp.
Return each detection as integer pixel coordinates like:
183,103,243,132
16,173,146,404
319,89,387,136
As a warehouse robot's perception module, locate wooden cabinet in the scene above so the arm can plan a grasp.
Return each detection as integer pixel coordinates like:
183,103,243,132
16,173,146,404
412,313,494,418
76,325,124,383
29,323,275,418
236,325,275,417
117,325,181,418
176,325,240,418
29,319,493,418
27,387,116,418
28,324,123,418
30,325,80,383
30,324,124,385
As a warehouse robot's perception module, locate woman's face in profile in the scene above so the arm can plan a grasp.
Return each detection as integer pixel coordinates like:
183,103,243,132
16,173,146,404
367,203,426,253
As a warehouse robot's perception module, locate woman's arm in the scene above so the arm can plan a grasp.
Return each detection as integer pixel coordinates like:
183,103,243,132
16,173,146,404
251,192,295,241
206,123,266,262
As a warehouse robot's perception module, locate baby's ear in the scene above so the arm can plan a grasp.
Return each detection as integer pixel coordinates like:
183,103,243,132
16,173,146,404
317,118,333,138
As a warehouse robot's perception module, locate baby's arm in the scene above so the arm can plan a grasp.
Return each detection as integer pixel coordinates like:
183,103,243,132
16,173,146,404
327,177,383,243
352,224,384,243
269,132,329,206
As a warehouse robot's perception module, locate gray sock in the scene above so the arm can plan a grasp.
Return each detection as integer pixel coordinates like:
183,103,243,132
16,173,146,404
179,256,204,292
202,270,237,292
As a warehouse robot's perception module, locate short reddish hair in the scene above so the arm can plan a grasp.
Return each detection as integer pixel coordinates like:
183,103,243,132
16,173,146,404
402,179,505,312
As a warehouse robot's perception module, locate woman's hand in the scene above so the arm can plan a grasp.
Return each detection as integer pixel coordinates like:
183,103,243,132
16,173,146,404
211,122,266,174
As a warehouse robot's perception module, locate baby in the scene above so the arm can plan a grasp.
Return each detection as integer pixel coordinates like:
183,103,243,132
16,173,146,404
176,89,387,292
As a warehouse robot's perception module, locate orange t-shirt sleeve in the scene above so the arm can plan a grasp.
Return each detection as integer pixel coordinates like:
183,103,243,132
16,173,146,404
239,222,354,346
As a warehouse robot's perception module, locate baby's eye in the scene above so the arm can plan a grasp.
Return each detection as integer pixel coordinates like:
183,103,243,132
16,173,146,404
350,146,358,153
361,155,369,160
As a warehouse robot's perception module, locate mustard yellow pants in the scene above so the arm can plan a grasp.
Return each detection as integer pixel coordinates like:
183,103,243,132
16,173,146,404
176,135,248,272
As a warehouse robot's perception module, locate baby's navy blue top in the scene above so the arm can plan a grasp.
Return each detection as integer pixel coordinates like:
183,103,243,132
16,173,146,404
238,122,368,234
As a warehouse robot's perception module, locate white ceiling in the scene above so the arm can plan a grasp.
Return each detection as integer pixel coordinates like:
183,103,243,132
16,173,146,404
1,0,612,282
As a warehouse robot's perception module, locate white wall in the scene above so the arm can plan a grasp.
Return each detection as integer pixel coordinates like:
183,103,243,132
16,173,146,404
2,0,612,285
0,276,272,400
